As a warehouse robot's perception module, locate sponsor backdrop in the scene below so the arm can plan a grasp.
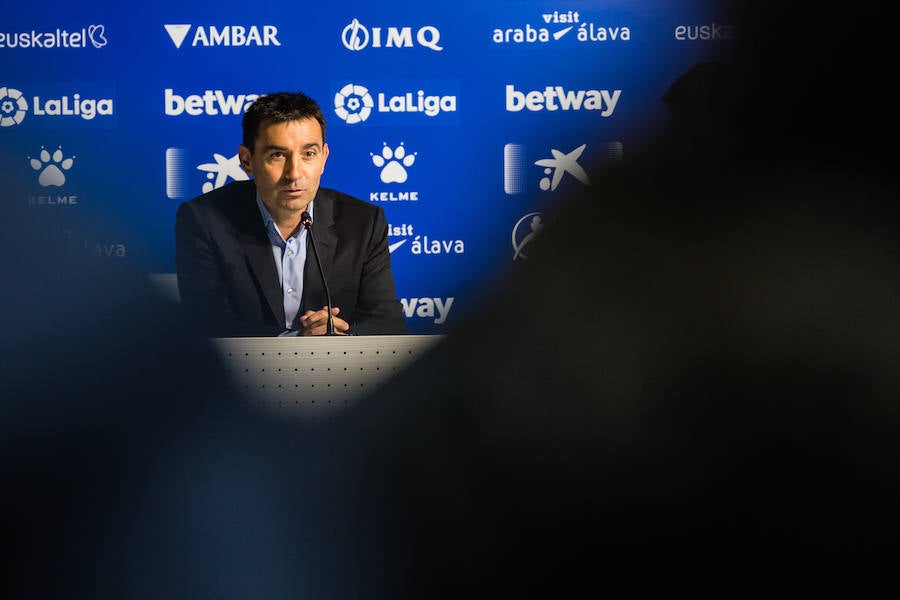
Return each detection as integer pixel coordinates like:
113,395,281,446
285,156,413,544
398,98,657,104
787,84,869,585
1,0,733,333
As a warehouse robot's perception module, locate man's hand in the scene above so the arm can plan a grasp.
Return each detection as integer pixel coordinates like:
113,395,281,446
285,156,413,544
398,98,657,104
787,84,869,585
298,306,350,336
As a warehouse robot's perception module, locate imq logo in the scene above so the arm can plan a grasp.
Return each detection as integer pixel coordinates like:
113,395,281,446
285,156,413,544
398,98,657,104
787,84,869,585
341,19,443,51
164,24,280,48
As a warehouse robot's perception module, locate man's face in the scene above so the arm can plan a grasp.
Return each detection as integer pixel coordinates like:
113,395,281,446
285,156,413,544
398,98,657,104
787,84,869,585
238,117,329,220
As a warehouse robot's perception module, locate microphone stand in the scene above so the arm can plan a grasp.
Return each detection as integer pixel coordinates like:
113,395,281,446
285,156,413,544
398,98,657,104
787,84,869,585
300,211,336,336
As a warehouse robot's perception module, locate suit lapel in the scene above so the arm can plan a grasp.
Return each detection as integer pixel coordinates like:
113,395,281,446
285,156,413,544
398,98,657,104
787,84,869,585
304,189,338,310
234,182,284,323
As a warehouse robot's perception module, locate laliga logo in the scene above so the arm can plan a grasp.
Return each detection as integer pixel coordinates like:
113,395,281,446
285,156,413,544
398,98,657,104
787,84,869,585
334,83,373,124
341,19,443,51
0,87,27,127
0,85,114,126
334,82,458,124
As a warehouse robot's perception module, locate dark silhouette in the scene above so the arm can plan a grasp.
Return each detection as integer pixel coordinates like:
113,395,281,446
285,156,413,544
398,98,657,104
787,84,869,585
4,1,899,597
300,1,900,595
661,60,743,164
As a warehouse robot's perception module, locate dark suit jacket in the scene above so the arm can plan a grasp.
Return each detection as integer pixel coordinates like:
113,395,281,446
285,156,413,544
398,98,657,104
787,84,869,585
174,179,407,337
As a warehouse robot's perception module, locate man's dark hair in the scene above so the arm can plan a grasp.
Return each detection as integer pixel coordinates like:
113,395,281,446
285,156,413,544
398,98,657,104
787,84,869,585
242,91,327,152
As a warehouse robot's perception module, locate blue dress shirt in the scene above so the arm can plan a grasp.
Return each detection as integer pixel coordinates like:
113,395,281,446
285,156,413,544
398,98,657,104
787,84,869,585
255,194,310,334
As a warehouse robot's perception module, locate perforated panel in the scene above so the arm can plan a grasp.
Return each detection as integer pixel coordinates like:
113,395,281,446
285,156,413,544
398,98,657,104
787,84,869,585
212,335,443,421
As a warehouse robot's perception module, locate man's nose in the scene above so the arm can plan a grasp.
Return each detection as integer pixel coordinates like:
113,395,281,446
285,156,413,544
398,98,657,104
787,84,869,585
283,155,303,181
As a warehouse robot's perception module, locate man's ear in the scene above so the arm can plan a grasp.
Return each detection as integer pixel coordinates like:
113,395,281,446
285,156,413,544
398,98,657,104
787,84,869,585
238,145,253,175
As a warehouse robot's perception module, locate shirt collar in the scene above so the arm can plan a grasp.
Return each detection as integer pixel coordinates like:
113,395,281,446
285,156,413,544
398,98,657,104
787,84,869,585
255,192,314,239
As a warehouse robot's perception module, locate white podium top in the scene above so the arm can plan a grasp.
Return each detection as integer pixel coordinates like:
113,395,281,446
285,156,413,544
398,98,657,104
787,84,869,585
211,335,444,422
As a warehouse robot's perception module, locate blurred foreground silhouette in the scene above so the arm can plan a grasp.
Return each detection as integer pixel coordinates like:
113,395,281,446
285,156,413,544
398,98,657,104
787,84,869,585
4,1,900,597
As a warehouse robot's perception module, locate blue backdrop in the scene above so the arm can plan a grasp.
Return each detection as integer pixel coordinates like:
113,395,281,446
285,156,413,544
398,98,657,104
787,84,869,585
1,0,734,333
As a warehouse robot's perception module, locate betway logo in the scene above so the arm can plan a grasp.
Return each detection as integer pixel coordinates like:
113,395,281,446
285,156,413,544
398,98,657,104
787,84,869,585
165,89,260,116
163,24,280,48
505,84,620,116
401,297,454,324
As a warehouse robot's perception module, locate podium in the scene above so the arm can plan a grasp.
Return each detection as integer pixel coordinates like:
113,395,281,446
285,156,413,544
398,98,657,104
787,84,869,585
211,335,444,422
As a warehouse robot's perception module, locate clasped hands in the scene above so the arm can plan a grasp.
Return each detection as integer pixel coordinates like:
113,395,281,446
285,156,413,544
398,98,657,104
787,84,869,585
298,306,351,336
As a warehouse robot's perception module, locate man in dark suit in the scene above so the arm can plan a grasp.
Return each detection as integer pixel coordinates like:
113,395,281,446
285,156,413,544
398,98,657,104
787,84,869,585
175,91,407,337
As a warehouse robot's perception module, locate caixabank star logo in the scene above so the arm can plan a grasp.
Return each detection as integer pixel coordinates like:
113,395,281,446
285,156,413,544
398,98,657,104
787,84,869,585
503,141,622,195
165,147,249,200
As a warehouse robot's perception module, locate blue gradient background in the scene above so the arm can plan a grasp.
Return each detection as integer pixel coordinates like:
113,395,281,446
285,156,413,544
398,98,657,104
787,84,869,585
1,0,733,333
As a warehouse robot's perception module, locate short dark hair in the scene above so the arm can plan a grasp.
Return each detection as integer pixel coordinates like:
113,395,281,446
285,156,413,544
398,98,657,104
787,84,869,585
242,91,327,152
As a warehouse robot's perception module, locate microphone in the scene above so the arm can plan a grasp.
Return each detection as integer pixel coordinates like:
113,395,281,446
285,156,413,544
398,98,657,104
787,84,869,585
300,210,336,336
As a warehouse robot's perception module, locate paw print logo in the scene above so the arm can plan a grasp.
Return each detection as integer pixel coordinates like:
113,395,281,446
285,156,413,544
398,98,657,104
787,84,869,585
334,83,373,124
29,146,75,187
371,142,416,184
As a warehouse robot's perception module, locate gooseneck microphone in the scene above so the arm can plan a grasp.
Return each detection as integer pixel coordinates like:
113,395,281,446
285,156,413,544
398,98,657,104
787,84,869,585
300,210,336,336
